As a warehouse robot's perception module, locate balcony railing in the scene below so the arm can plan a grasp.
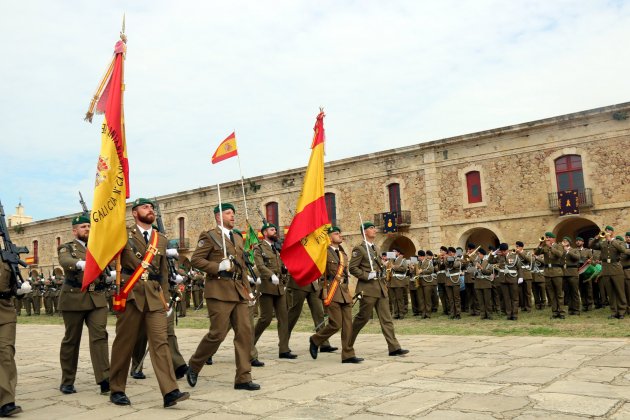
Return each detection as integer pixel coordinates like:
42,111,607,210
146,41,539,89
168,238,191,250
374,210,411,230
548,188,593,210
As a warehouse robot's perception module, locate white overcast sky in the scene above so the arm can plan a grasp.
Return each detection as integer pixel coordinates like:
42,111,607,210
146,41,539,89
1,0,629,221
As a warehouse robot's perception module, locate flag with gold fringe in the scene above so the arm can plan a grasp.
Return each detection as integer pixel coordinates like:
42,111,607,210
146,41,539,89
558,190,579,216
280,110,331,286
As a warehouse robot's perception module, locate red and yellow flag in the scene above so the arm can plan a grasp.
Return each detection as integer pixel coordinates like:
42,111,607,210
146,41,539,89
211,132,238,164
280,111,330,286
82,38,130,291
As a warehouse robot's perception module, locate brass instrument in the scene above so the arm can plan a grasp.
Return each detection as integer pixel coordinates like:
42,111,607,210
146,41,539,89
467,246,481,258
598,230,607,239
385,259,393,283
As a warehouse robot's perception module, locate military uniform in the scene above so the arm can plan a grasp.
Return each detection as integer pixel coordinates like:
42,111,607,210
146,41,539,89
443,256,462,319
389,256,408,319
0,262,20,414
560,244,581,315
463,253,479,315
109,225,179,398
535,239,566,318
57,238,110,391
435,256,450,315
621,237,630,315
475,254,494,319
590,234,630,318
253,240,291,356
349,241,403,354
576,245,594,311
286,274,331,348
416,257,436,318
518,251,533,311
408,262,423,316
489,250,519,320
188,225,254,385
531,255,547,309
310,245,355,361
31,276,43,315
191,272,205,310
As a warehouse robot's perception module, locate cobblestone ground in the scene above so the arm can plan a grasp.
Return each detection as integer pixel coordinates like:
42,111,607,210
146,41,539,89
12,324,630,419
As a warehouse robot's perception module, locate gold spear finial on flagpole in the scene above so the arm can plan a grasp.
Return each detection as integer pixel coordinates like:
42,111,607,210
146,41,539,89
120,13,127,43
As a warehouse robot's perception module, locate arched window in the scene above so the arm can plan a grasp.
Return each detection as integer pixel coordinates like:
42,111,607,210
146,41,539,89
555,155,584,191
265,202,279,227
33,240,39,264
325,192,336,223
388,183,401,214
466,171,483,203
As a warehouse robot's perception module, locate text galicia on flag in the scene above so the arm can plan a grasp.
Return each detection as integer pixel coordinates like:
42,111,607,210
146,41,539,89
81,37,130,291
280,110,331,286
211,132,239,164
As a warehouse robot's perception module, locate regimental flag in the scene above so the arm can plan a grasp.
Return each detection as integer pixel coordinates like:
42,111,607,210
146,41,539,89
558,190,579,216
382,212,398,233
81,37,130,291
244,223,259,265
211,132,238,164
280,110,331,286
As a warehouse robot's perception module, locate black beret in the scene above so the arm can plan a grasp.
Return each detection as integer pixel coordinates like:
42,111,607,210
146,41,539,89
478,248,487,255
447,247,456,253
467,243,476,250
516,241,524,247
440,246,448,252
499,243,509,251
426,250,434,256
417,250,426,256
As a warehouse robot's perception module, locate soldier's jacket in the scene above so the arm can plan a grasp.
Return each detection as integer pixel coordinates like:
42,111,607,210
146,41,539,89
534,242,565,277
119,226,170,312
192,273,205,290
320,246,352,304
390,256,408,288
435,257,447,284
462,254,477,284
621,242,630,279
474,258,494,289
561,247,581,276
191,226,250,303
532,254,546,283
57,239,108,311
576,247,593,265
349,242,388,298
415,258,436,287
590,238,630,276
488,253,518,284
253,240,286,296
287,272,320,293
518,251,533,280
0,262,17,325
444,257,462,285
31,277,44,296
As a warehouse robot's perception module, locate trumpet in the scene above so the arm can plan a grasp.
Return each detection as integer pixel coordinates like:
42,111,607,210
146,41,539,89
467,246,481,258
598,231,607,239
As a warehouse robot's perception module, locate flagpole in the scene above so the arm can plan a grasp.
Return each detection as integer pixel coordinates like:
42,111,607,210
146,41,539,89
358,213,375,272
236,153,250,222
216,183,228,259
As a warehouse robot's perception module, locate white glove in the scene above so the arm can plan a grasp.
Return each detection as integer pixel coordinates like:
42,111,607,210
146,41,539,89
218,259,232,272
367,271,377,280
247,275,255,285
17,282,32,295
518,277,524,284
166,248,179,258
271,274,280,285
76,260,86,271
51,275,55,280
105,270,116,284
173,274,184,284
256,277,261,285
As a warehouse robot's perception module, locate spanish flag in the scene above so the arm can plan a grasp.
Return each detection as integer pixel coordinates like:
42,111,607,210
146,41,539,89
280,110,331,286
81,37,130,291
212,132,238,164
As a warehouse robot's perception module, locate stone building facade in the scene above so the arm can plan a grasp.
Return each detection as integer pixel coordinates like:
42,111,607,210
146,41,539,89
10,102,630,275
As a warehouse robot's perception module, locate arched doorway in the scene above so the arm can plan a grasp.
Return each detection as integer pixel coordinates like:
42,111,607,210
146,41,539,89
554,217,599,245
460,227,500,251
381,235,416,258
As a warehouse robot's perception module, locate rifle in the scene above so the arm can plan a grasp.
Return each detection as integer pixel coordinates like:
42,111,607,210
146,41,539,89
78,191,89,218
0,200,29,294
153,198,179,279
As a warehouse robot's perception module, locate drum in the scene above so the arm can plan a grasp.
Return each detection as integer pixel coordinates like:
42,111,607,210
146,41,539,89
579,263,601,281
588,264,602,281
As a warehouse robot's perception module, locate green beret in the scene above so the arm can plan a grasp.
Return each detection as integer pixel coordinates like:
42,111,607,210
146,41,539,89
213,202,235,214
132,198,154,209
562,236,572,243
232,228,243,238
575,236,584,242
328,226,341,234
605,225,614,232
361,222,375,231
544,232,556,238
261,222,277,232
615,235,624,241
72,214,90,225
626,232,630,237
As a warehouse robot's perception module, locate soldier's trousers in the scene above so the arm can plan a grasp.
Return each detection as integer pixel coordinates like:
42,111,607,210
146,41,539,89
465,283,479,314
311,300,355,360
0,314,17,406
593,278,608,307
389,287,406,318
421,285,435,317
409,286,422,316
13,298,21,315
445,283,461,317
192,290,203,309
110,302,177,396
351,295,401,352
545,276,565,316
431,286,439,312
476,288,492,319
533,281,547,308
491,283,502,313
254,293,290,354
438,283,449,314
189,298,252,384
286,288,329,348
519,281,533,310
625,275,630,315
33,296,41,315
564,276,580,314
131,315,186,375
602,274,626,317
178,296,187,317
501,282,519,318
23,297,32,315
579,278,594,310
60,307,109,386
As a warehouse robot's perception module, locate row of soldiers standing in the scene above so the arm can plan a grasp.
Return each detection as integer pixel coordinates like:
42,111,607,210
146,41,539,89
11,271,63,316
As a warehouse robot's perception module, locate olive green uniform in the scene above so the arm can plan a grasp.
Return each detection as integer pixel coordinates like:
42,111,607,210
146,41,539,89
576,247,594,311
349,242,402,353
561,247,581,314
286,274,330,348
57,239,110,388
416,258,436,318
443,257,462,318
535,242,565,317
475,257,494,319
489,253,519,319
0,262,18,408
590,238,630,318
389,256,408,319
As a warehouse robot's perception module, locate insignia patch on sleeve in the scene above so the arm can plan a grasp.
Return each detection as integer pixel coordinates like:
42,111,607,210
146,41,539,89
352,250,359,257
198,240,205,247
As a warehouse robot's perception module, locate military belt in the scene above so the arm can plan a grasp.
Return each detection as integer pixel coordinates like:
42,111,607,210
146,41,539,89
623,265,630,269
563,265,578,268
0,291,14,300
121,268,162,281
547,264,563,268
216,271,242,280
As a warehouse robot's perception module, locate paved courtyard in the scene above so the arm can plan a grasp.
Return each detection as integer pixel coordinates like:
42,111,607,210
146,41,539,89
12,324,630,419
